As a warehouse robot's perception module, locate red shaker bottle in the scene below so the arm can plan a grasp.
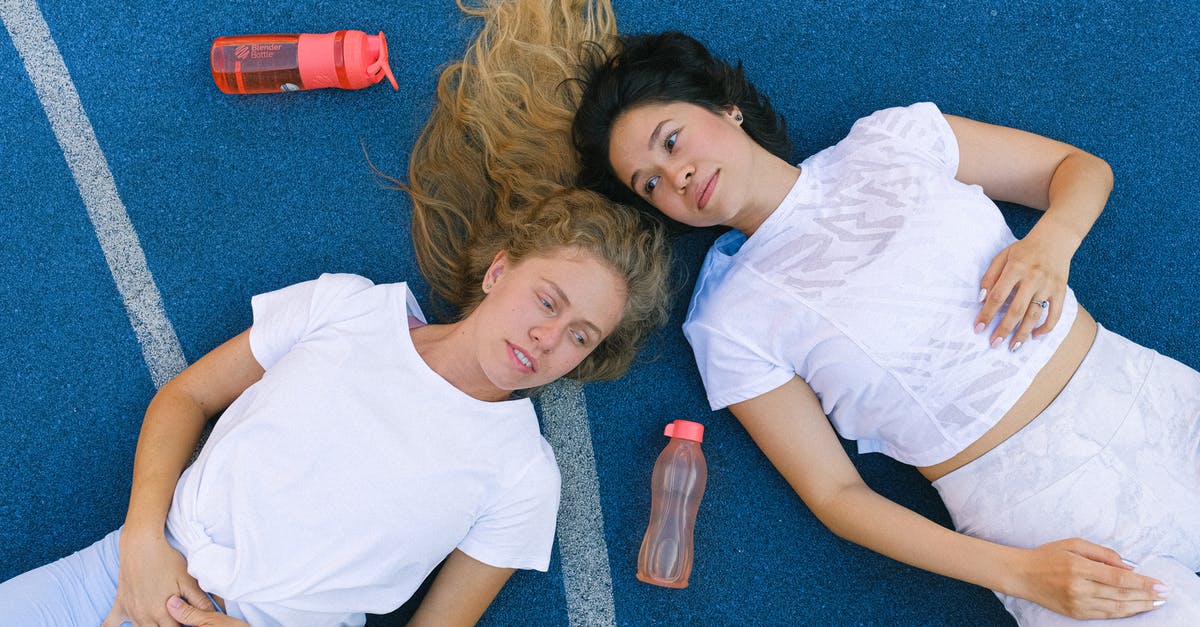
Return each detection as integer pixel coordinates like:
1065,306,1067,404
210,30,399,94
636,419,707,588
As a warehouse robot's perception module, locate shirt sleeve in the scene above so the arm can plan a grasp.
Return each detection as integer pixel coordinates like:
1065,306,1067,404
849,102,960,177
248,273,376,370
684,319,794,411
457,442,561,571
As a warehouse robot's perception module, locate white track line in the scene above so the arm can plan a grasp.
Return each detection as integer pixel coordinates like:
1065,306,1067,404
538,380,618,627
2,0,186,388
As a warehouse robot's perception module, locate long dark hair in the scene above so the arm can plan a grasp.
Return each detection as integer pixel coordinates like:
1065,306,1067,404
572,31,793,218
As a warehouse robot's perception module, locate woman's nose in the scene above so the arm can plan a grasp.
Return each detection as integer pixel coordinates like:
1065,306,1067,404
666,161,694,192
530,321,566,350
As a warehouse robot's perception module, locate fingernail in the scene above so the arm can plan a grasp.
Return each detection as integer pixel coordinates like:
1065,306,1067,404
977,288,987,302
1010,341,1022,353
1153,600,1166,607
974,322,986,334
168,595,182,609
1154,583,1171,597
990,336,1003,348
1122,558,1140,569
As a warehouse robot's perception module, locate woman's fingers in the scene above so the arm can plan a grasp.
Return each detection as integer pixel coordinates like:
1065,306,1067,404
1006,295,1050,351
977,255,1069,349
1065,540,1169,618
1077,597,1164,620
977,248,1006,302
1081,569,1168,618
983,275,1047,350
977,227,1078,347
167,594,250,627
1031,287,1065,338
1089,558,1167,600
976,266,1019,337
1022,539,1172,619
993,284,1041,350
182,578,215,612
1064,537,1127,569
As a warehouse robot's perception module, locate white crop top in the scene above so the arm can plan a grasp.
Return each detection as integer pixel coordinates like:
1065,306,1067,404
683,103,1079,466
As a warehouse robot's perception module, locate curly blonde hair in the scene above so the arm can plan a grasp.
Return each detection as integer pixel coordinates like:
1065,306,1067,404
405,0,669,382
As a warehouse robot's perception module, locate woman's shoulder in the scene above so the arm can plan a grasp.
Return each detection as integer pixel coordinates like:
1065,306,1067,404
818,102,958,175
848,102,946,133
685,236,791,334
309,271,376,292
307,273,428,321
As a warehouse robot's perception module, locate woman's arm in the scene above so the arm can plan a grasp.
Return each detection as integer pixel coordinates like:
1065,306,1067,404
104,329,265,627
730,376,1165,620
946,114,1113,350
407,549,516,626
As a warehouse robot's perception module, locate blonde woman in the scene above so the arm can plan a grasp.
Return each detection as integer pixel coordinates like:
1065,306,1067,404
0,1,670,625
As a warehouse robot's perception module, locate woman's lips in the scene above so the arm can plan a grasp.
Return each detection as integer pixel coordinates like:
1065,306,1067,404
507,341,537,373
697,170,718,210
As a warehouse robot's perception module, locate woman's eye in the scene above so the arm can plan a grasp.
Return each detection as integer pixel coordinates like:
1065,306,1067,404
540,297,554,312
644,176,660,195
572,331,587,346
664,131,677,152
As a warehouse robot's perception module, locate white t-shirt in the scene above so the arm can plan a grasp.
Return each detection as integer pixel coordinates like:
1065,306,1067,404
684,102,1079,466
166,274,561,626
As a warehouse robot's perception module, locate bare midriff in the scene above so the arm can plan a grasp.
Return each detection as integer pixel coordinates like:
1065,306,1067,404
917,307,1098,482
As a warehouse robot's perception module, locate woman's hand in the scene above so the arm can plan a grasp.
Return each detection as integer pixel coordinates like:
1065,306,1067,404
166,595,248,627
1011,538,1168,619
946,113,1112,351
976,218,1079,350
106,330,262,626
102,529,213,627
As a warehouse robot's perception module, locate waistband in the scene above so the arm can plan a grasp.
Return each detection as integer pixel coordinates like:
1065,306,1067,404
932,324,1157,518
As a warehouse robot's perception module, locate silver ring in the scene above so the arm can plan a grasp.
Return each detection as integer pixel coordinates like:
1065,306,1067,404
1033,299,1049,310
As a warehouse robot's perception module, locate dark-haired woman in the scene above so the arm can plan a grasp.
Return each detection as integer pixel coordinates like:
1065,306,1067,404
573,29,1200,626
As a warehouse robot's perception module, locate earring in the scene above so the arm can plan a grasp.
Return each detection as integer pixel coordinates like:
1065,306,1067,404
484,282,493,291
735,113,743,122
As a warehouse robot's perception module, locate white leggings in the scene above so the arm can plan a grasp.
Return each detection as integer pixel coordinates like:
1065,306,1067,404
0,528,230,626
934,325,1200,625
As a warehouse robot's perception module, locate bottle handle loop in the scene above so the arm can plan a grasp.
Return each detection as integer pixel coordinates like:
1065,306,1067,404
370,31,399,90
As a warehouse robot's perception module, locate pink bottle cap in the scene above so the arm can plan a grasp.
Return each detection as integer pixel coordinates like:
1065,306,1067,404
663,419,704,443
298,30,399,91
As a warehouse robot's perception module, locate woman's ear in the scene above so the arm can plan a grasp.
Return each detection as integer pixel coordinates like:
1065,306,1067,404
483,250,509,293
726,105,744,125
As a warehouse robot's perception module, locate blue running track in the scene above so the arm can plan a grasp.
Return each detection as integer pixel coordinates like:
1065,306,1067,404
2,1,1197,624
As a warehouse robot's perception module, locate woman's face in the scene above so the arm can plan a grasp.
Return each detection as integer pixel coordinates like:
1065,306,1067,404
473,246,626,392
608,101,755,228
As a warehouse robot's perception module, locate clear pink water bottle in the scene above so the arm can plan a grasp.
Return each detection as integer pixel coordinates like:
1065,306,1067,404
210,30,398,94
637,419,707,588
